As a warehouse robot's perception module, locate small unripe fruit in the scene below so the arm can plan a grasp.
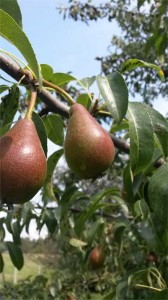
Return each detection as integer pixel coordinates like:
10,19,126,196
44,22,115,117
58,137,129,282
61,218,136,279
89,246,105,269
147,252,158,263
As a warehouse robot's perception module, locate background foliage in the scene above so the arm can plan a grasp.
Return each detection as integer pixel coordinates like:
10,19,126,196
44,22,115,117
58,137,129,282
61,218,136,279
58,0,168,103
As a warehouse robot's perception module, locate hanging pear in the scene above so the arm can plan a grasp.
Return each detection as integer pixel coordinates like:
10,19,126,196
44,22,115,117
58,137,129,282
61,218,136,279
89,246,105,269
0,118,47,205
64,103,115,179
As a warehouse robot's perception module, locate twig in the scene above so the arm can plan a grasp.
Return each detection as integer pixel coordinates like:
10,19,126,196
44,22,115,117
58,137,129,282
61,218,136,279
134,284,162,292
0,54,69,118
0,54,131,154
25,87,37,120
43,79,75,105
35,204,132,220
112,135,130,154
0,54,165,167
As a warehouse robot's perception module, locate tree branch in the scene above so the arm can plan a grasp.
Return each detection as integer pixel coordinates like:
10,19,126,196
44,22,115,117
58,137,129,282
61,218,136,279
0,54,131,155
0,54,165,169
36,204,132,220
111,135,130,154
0,54,69,118
0,54,164,166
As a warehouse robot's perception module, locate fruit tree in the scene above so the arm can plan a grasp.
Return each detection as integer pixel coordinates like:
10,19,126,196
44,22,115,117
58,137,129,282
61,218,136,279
0,1,168,299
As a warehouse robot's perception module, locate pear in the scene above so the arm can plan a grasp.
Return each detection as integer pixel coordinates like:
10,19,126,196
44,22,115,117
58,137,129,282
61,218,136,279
89,246,105,269
64,103,115,179
0,118,47,205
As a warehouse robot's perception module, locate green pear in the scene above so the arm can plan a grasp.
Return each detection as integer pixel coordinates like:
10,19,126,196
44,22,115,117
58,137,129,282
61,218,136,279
0,118,47,205
64,103,115,179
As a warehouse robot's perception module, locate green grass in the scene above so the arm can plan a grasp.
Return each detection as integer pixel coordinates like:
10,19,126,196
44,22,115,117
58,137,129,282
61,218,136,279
0,252,47,287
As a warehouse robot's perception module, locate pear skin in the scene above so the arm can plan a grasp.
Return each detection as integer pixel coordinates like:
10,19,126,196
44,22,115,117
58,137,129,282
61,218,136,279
64,104,115,179
0,118,47,204
89,246,105,269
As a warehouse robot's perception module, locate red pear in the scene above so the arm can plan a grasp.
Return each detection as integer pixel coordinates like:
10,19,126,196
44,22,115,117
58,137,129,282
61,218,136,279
64,103,115,179
0,118,47,205
89,246,105,269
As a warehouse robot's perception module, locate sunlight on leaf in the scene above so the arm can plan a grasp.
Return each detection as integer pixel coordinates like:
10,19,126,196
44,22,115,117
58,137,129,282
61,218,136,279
121,58,165,81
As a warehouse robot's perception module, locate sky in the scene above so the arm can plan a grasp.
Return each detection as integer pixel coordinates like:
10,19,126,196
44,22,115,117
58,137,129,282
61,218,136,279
0,0,167,240
2,0,117,78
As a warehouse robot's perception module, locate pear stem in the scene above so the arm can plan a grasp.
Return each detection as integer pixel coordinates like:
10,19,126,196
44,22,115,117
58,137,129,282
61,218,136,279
25,87,37,120
43,79,75,106
96,110,112,117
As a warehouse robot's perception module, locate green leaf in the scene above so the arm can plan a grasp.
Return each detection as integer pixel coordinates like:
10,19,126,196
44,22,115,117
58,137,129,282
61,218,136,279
110,119,129,133
148,162,168,227
78,76,96,89
75,188,119,236
51,72,76,87
128,269,167,297
76,93,91,110
0,85,9,94
103,289,116,300
0,85,19,136
134,199,150,218
121,58,165,81
32,112,48,157
5,211,13,234
6,241,24,270
122,164,134,203
87,219,105,247
21,202,34,225
61,186,78,203
0,9,41,84
0,123,12,137
61,189,88,218
0,252,4,272
145,105,168,158
128,268,160,288
116,281,128,299
46,149,63,179
40,64,53,81
128,102,154,174
97,72,128,123
60,188,88,237
152,289,168,300
114,225,126,255
12,221,21,245
90,294,104,300
42,209,57,234
0,0,22,27
69,238,87,248
42,114,64,146
154,32,167,56
0,222,5,241
137,213,166,254
145,30,167,57
43,149,63,202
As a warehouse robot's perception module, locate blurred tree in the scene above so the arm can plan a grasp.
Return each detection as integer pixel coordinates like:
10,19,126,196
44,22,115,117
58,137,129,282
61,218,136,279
58,0,168,103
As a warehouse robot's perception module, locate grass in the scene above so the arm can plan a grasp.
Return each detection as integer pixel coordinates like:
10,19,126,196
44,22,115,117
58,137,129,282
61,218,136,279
0,252,47,287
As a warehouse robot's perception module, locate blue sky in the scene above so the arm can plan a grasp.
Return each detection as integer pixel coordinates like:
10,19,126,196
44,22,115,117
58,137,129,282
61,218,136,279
6,0,118,77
